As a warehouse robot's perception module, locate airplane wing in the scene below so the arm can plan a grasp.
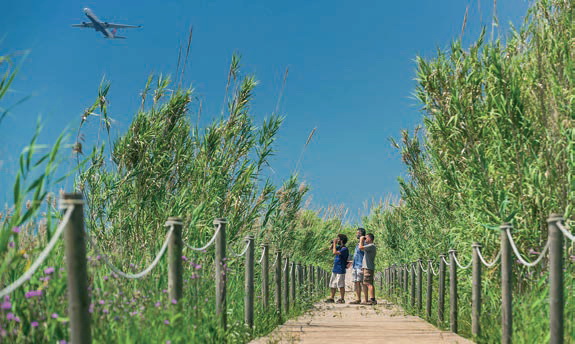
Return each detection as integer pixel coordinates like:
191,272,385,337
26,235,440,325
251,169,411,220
72,23,94,28
102,23,141,29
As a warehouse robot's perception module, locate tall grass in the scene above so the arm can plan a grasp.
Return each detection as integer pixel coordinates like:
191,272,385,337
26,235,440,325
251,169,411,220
366,0,574,342
0,52,344,342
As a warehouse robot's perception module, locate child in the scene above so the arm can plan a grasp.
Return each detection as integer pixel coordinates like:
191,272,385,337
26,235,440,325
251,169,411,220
325,234,349,304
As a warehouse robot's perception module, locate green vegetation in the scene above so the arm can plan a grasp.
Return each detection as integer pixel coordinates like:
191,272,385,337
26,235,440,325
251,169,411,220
364,0,574,342
0,55,341,343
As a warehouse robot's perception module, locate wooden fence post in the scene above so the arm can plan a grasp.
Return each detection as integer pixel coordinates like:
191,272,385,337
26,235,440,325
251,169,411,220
548,214,564,344
426,259,433,319
410,262,416,308
275,250,282,319
387,267,393,296
400,266,404,295
283,257,289,314
417,259,423,311
310,266,315,295
297,263,304,298
404,264,408,301
303,264,308,296
472,243,482,339
393,265,397,296
438,254,446,323
62,193,92,344
448,249,458,333
290,262,296,307
214,218,227,329
167,216,183,302
500,223,512,344
245,236,255,329
262,243,269,310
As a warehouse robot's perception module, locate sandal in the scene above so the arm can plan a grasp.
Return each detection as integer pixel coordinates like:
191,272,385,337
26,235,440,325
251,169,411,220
336,299,345,304
349,300,361,304
325,298,335,303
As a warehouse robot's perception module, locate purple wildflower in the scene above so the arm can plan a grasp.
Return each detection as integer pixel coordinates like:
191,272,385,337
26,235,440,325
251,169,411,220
51,313,59,319
162,289,167,293
528,248,540,255
195,264,202,270
171,299,177,305
164,319,170,325
98,300,105,305
103,276,109,281
31,321,39,327
103,309,109,314
59,341,67,344
6,313,15,321
8,242,14,248
155,302,161,308
12,227,20,233
1,302,11,310
182,255,188,261
25,290,42,299
44,267,55,275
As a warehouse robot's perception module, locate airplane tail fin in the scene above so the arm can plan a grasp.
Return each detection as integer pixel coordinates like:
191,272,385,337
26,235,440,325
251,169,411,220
111,28,126,39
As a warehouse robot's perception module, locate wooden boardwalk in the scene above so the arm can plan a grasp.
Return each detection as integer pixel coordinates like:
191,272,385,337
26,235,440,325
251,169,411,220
251,272,473,344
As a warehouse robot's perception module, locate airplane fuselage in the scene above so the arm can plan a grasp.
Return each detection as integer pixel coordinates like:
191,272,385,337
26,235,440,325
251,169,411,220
83,8,114,38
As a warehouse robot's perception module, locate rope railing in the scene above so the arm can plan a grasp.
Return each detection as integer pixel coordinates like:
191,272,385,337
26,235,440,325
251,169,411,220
86,226,173,279
0,203,74,298
2,192,329,344
184,222,221,252
476,248,500,267
271,253,279,267
452,252,472,270
381,213,574,343
557,221,575,242
418,260,429,273
257,246,266,264
429,261,439,276
504,227,549,267
229,240,250,258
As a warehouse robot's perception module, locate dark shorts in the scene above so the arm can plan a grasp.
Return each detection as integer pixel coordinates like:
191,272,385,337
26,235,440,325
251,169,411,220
363,268,374,284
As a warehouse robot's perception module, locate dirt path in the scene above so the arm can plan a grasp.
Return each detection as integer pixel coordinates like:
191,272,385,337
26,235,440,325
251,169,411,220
250,269,473,344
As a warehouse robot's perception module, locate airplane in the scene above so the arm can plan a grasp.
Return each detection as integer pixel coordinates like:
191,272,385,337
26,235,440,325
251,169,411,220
72,8,141,39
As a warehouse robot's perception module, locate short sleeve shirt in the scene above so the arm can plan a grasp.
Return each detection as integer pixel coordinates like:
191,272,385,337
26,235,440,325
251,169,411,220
352,245,364,269
362,244,376,270
332,246,349,274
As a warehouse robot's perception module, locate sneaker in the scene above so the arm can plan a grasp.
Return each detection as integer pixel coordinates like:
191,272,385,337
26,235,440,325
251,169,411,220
325,298,335,303
361,300,375,305
370,298,378,305
349,300,361,304
336,299,345,304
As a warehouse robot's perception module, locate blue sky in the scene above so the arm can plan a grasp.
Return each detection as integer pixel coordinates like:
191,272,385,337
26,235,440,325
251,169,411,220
1,0,530,222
